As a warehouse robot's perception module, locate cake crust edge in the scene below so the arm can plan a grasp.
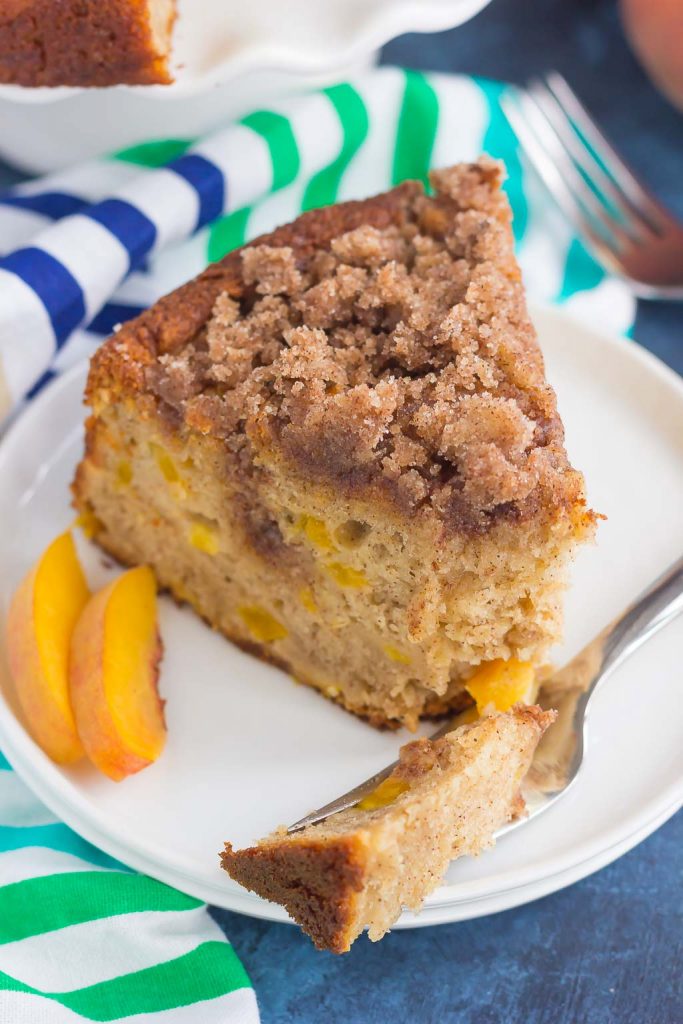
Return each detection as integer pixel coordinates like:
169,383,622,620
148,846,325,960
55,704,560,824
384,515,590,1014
221,833,370,955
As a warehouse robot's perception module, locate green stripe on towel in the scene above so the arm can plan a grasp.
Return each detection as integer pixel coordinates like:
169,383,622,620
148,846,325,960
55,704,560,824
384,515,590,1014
0,942,251,1021
302,83,370,210
0,872,201,944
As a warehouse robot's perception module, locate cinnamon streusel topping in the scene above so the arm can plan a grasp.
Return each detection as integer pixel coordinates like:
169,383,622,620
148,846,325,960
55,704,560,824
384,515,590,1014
142,159,585,532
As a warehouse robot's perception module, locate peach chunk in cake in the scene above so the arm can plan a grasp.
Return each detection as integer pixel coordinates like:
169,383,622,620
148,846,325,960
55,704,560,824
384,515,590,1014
73,158,595,729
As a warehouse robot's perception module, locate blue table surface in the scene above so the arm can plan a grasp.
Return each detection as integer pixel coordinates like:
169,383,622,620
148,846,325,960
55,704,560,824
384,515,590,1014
1,1,681,1021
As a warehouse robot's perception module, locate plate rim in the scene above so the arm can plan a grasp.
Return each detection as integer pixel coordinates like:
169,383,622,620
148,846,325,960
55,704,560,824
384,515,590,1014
0,300,682,924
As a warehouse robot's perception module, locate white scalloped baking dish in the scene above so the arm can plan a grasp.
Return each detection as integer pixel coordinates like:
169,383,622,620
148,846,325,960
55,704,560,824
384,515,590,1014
0,0,492,172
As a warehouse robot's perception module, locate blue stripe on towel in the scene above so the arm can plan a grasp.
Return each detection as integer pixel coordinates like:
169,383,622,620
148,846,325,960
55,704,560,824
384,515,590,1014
0,192,86,221
0,247,85,346
170,154,225,231
86,199,158,272
88,302,146,336
26,369,57,399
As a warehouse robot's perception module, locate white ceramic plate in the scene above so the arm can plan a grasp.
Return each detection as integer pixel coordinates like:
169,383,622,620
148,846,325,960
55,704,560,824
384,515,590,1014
0,303,682,928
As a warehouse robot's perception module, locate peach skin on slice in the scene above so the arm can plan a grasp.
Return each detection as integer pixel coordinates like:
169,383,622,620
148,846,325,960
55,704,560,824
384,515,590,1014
6,531,89,764
69,566,165,782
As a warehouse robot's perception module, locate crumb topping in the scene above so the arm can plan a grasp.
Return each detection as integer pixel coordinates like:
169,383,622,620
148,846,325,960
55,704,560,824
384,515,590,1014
141,159,585,531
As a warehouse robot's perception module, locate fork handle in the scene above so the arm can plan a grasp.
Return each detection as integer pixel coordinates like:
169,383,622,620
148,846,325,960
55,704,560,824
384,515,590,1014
551,553,683,787
595,554,683,692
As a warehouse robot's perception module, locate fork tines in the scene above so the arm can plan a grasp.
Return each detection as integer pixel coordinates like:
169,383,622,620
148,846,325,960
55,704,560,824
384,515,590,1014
500,72,683,299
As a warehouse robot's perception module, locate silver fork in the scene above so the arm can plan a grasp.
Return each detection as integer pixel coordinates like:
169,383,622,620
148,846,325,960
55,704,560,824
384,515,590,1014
501,72,683,300
288,554,683,834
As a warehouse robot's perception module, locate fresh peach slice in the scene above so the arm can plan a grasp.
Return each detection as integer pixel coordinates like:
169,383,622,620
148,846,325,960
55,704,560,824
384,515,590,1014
6,531,89,764
69,566,165,782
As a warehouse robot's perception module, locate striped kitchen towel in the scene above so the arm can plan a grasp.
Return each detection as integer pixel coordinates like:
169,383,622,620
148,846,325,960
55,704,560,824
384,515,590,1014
0,66,635,425
0,66,634,1022
0,750,258,1022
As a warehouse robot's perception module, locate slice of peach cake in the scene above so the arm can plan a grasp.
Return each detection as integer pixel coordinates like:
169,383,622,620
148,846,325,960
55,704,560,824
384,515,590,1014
73,158,595,729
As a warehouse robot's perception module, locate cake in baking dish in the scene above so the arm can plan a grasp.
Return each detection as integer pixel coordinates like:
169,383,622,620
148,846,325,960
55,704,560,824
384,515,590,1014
72,158,595,729
222,705,555,952
0,0,176,86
